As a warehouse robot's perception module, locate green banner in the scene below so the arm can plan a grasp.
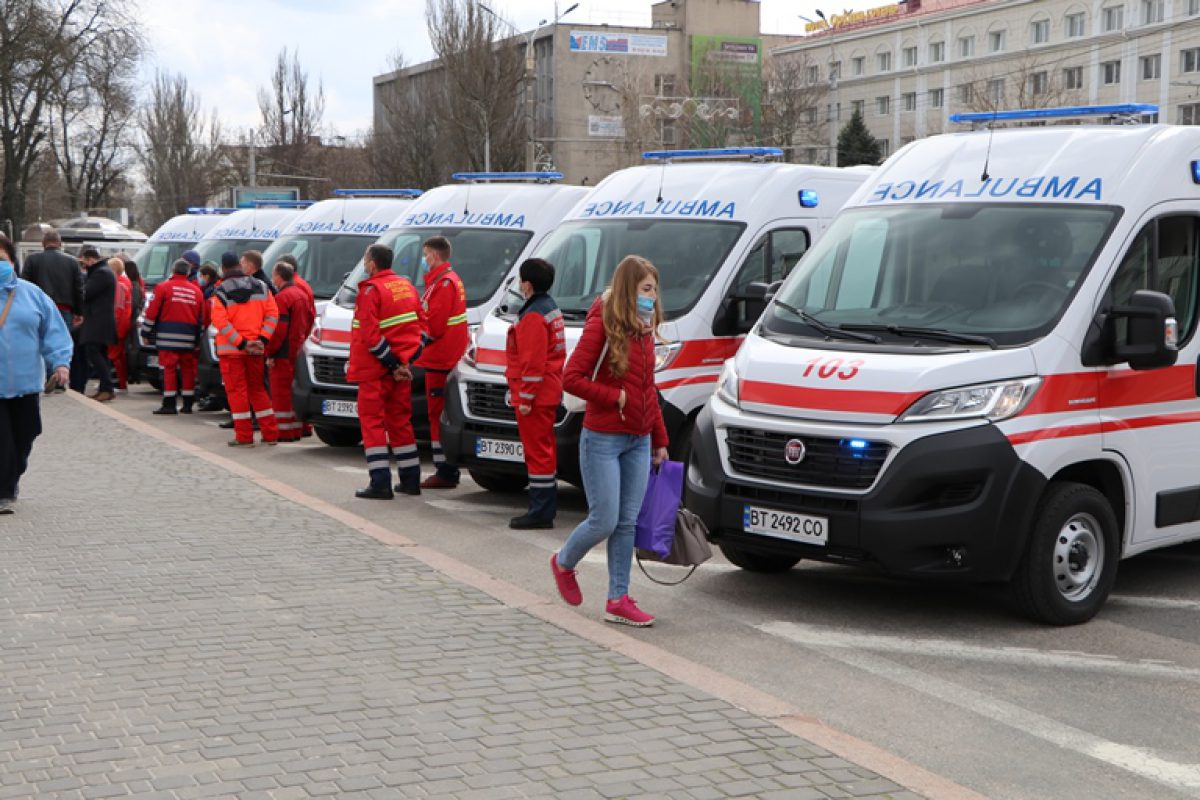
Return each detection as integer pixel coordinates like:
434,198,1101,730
689,35,763,146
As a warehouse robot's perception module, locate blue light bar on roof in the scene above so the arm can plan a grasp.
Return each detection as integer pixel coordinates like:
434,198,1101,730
451,171,564,182
949,103,1159,124
331,189,423,197
186,207,236,214
252,200,315,208
642,147,784,161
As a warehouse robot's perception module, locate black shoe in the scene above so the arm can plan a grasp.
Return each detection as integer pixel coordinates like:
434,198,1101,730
393,483,421,496
152,405,178,416
180,401,194,414
355,484,395,500
509,514,553,530
219,419,235,429
196,398,222,412
0,498,13,515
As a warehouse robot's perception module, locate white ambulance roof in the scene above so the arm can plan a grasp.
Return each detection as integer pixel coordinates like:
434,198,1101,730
280,197,417,238
199,208,303,243
857,123,1200,209
147,213,229,243
566,161,870,225
392,183,592,233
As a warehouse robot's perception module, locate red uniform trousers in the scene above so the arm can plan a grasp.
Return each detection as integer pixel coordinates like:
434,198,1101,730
516,404,558,520
357,376,420,487
219,353,279,444
158,350,198,398
270,357,301,441
424,369,458,481
107,343,128,390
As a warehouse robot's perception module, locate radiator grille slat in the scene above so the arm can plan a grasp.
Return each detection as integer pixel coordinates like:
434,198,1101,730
725,428,889,490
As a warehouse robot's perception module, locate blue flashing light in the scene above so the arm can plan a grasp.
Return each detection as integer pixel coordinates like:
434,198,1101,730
252,200,315,208
1192,161,1200,185
186,207,236,215
642,147,784,162
949,103,1159,124
848,439,868,449
451,171,564,182
331,189,423,197
798,190,820,208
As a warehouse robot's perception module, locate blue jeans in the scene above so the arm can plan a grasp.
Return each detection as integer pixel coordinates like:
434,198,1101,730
558,428,651,600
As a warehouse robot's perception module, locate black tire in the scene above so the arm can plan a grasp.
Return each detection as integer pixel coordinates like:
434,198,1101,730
1011,482,1119,626
147,372,162,391
314,426,361,448
719,542,800,573
468,468,528,493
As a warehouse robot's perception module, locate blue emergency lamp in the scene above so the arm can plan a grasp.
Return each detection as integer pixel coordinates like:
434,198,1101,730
642,147,784,162
331,189,423,197
949,103,1159,124
451,171,564,182
1192,161,1200,185
186,207,237,214
798,190,820,208
252,200,315,208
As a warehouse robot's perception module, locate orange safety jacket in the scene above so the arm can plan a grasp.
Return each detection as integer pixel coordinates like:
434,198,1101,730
210,270,279,356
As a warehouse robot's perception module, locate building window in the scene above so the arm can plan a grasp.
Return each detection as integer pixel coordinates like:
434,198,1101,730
877,51,892,71
989,30,1006,52
929,87,945,108
958,83,975,104
1064,66,1084,90
902,92,917,111
831,61,841,80
1183,48,1200,73
1030,71,1049,95
929,41,945,62
654,73,675,96
827,102,842,122
1142,0,1164,23
1066,12,1086,37
1180,102,1200,124
1102,6,1124,31
852,56,865,75
807,65,819,84
851,99,865,116
1031,19,1050,44
902,46,918,67
879,139,890,158
958,36,975,58
1102,60,1122,84
987,79,1004,104
1141,54,1161,79
659,119,676,146
804,107,818,124
877,96,890,115
1189,0,1200,16
804,147,820,163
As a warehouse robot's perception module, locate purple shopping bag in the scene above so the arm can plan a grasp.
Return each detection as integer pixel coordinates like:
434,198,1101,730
634,460,684,560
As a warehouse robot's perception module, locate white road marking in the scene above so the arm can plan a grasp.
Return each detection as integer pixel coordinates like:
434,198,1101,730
332,465,363,475
1110,594,1200,612
758,621,1200,797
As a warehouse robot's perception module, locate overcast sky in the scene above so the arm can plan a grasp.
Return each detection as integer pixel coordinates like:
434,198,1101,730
140,0,876,137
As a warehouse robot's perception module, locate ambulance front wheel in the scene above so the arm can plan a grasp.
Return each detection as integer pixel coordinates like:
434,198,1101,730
468,468,528,493
1011,482,1119,626
314,426,361,448
718,543,800,574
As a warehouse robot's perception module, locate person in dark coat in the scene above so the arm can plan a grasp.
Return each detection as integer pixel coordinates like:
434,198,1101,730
79,247,117,402
22,229,85,393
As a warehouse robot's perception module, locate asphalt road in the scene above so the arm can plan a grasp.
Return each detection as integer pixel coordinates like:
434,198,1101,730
115,384,1200,800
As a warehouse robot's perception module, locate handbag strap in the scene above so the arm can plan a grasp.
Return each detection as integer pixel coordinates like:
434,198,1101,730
591,340,609,381
635,551,698,586
0,286,15,330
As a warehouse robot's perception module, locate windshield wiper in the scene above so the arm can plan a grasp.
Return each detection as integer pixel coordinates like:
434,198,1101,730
839,323,997,349
772,300,882,344
559,308,591,320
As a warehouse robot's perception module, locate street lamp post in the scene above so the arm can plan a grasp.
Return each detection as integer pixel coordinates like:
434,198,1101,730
815,10,839,167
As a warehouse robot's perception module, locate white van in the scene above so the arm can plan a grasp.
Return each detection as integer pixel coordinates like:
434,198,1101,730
442,148,872,492
686,104,1194,625
133,208,235,289
294,172,590,447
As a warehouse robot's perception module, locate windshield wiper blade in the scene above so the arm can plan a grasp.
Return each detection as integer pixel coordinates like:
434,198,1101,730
840,323,997,349
559,308,590,319
772,300,882,344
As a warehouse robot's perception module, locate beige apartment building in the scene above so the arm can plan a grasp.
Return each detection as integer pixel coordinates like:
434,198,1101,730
775,0,1200,165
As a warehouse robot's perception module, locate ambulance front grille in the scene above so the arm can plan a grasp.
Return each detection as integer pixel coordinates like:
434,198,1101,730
725,428,889,490
312,355,351,387
467,381,516,423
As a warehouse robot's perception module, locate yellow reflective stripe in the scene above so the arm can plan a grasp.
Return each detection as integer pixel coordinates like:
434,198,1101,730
447,313,467,326
351,320,361,329
379,312,418,329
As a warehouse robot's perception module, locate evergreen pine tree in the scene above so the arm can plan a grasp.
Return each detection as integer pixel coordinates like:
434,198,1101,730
837,110,883,166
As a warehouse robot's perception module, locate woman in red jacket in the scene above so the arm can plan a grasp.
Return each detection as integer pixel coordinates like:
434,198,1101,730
550,255,669,627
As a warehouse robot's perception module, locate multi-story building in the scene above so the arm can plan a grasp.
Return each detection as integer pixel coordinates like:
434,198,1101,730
775,0,1200,165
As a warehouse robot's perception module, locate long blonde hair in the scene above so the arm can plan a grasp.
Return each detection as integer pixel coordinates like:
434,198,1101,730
602,255,661,378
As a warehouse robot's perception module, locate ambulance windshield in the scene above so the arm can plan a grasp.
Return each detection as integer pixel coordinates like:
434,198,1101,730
333,227,533,309
134,241,195,287
260,233,381,300
764,203,1119,348
529,218,744,321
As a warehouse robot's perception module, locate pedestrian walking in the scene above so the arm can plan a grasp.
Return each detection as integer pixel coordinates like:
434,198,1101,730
267,262,315,441
21,229,83,393
142,259,205,415
0,254,73,514
550,255,669,628
505,258,566,530
348,244,426,499
415,236,468,489
108,257,132,392
79,247,117,402
211,253,280,447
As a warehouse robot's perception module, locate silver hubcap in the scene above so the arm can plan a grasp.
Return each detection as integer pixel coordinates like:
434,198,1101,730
1053,513,1104,601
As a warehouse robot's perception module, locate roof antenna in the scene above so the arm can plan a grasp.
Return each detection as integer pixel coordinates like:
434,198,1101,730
655,158,668,203
463,180,472,216
980,110,997,181
340,194,348,225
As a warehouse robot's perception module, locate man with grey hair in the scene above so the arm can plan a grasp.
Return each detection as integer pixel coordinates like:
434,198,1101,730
22,229,84,393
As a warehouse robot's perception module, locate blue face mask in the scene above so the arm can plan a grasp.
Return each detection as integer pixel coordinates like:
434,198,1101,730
420,256,430,272
636,295,655,313
0,260,13,284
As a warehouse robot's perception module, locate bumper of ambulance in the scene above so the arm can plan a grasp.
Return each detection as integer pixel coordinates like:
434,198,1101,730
685,402,1046,582
292,347,430,440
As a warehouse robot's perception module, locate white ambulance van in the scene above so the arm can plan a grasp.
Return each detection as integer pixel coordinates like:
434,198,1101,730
686,104,1194,625
442,148,872,492
294,172,590,447
133,208,235,290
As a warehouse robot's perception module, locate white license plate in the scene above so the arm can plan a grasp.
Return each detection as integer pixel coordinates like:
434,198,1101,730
476,437,524,462
147,355,159,368
743,504,828,546
322,399,358,418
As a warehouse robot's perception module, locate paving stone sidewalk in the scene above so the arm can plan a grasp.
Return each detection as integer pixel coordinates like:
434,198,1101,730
0,399,920,800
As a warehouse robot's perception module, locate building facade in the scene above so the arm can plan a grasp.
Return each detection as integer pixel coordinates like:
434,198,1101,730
775,0,1200,165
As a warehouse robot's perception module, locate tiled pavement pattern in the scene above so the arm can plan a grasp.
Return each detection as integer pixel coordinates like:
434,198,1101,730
0,399,921,800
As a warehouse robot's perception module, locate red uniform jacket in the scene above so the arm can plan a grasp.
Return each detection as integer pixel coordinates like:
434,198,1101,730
505,292,566,408
140,274,205,352
294,274,316,316
268,282,316,360
114,273,132,339
562,297,668,449
347,269,426,383
415,262,468,371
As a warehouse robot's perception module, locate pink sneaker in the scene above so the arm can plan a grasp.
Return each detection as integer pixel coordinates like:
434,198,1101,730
550,553,582,606
605,595,655,627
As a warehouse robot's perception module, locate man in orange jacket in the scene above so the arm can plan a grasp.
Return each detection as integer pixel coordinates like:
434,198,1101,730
211,255,280,446
348,244,427,499
415,236,468,489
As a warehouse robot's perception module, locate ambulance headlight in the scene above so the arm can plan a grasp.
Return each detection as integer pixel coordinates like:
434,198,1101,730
716,360,740,408
308,318,323,345
463,325,481,367
899,377,1041,423
654,341,681,371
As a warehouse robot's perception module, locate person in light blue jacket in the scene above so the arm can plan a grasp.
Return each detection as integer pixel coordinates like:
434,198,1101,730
0,256,73,514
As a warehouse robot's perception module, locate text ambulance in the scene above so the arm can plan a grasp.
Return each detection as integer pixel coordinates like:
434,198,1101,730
293,173,590,448
686,105,1194,625
442,148,872,492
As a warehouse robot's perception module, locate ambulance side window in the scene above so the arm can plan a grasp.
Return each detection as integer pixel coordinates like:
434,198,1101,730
1109,216,1200,343
720,228,808,334
768,229,811,283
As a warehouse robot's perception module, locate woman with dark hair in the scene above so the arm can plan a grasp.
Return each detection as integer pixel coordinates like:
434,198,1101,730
122,258,145,384
0,233,19,276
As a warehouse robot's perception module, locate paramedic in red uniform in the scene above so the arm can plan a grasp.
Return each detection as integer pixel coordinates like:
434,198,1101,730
415,236,469,489
505,258,566,529
141,259,205,415
267,262,316,441
211,255,280,447
348,244,427,499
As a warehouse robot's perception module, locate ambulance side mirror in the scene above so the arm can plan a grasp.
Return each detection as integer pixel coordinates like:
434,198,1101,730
1088,290,1179,371
716,280,783,336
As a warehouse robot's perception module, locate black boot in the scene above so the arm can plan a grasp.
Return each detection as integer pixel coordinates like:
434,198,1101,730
356,469,394,500
152,396,178,415
509,514,553,530
394,464,421,496
180,396,194,414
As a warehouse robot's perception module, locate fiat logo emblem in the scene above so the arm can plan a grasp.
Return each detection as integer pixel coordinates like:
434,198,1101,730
504,390,514,408
784,438,806,465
